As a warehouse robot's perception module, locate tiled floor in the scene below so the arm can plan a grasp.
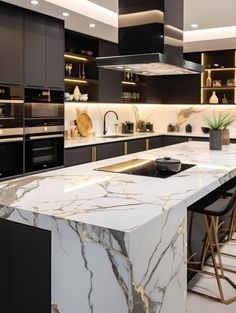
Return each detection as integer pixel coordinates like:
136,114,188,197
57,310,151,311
187,235,236,313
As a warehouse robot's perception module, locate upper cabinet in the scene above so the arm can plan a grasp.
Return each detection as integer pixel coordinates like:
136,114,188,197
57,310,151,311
0,4,24,85
46,18,64,89
24,13,46,87
0,3,64,89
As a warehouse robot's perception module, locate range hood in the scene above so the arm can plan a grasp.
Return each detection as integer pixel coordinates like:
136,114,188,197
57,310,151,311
96,0,204,76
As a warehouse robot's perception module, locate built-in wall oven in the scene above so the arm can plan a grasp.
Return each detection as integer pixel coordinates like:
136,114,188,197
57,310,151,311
0,86,24,178
24,88,64,173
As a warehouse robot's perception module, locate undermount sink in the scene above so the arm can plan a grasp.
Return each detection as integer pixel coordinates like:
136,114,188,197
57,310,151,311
97,135,131,139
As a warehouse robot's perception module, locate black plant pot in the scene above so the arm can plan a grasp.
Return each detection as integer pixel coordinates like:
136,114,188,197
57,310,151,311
209,129,222,150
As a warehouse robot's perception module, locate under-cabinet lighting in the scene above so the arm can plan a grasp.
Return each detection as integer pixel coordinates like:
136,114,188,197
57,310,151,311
206,68,236,71
62,12,70,17
64,78,88,84
30,0,39,4
89,23,96,28
64,54,88,61
191,24,198,28
122,81,136,85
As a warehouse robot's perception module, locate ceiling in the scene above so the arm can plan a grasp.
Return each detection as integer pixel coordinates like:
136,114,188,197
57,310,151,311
1,0,236,51
184,0,236,30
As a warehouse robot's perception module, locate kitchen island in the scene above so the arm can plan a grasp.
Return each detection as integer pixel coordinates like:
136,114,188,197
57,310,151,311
0,142,236,313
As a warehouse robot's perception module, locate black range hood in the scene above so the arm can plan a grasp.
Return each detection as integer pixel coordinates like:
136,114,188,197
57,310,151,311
96,0,204,76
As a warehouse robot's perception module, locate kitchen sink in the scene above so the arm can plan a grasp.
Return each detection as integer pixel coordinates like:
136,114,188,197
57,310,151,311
97,135,131,139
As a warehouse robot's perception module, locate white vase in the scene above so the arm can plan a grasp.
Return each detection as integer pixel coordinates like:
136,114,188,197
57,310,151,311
73,85,81,101
209,91,219,104
206,70,212,87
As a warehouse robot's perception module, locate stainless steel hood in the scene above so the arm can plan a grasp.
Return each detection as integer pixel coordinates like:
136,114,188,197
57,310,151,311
96,0,204,76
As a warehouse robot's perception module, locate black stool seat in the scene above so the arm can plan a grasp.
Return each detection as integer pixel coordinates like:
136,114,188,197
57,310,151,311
188,182,236,217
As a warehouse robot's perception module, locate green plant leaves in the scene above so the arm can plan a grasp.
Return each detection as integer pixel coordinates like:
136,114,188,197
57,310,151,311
204,112,236,130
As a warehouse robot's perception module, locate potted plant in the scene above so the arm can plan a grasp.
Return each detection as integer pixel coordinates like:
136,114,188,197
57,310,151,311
204,112,235,150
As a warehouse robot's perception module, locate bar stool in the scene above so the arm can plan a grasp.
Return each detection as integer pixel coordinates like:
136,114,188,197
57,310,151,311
187,185,236,305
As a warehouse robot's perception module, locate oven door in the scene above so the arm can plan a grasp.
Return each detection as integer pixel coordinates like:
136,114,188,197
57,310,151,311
0,100,24,128
0,136,23,179
25,133,64,173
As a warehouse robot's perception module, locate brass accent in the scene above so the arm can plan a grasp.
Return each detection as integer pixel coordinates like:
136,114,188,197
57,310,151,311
92,146,97,162
145,139,149,150
188,214,236,305
96,159,151,173
124,142,128,155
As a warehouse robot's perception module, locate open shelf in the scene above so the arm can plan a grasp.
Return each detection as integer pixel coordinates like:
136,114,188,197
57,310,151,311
201,50,236,104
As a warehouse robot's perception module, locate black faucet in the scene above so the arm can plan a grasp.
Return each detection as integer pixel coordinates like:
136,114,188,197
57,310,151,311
103,111,118,135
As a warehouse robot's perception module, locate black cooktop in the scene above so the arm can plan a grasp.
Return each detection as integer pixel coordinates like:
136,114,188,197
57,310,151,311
96,159,196,179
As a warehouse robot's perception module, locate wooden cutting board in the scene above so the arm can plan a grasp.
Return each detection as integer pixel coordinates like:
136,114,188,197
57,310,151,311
77,112,93,137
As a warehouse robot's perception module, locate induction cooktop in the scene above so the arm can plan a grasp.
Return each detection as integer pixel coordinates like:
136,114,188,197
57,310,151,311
96,159,196,179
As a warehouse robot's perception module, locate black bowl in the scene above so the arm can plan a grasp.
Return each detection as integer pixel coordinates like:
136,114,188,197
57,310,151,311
201,127,210,134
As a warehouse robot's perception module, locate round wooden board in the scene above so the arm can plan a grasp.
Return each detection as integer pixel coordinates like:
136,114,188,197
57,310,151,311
77,112,93,137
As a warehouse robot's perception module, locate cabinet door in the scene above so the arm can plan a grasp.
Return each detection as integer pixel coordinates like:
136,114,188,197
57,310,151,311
0,4,23,85
192,137,209,142
65,146,92,167
46,18,64,89
127,138,146,154
24,13,46,87
96,142,124,161
0,219,51,313
231,139,236,144
163,136,188,146
149,136,164,149
0,217,9,313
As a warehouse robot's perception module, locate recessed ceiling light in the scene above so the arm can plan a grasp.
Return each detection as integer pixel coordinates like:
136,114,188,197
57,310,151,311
214,64,219,67
116,66,123,69
89,23,96,28
191,24,198,28
62,12,70,17
126,68,132,71
30,0,39,4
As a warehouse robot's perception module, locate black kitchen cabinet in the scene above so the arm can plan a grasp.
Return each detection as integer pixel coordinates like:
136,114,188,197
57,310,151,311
98,40,122,103
0,218,51,313
231,139,236,144
127,138,146,154
46,18,64,89
149,136,164,149
0,4,23,85
24,13,46,87
163,135,188,146
192,137,209,142
96,142,124,160
65,146,92,167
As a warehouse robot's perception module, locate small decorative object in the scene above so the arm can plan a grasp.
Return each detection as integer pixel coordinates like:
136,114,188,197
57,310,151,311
82,64,86,79
79,94,88,102
73,85,81,101
185,124,192,133
201,127,210,134
227,79,234,87
209,91,219,104
64,92,70,101
80,50,86,55
167,124,175,132
204,112,234,150
206,70,212,87
221,113,235,145
69,94,74,101
65,63,72,77
222,93,228,104
86,50,93,56
78,64,82,79
212,80,222,87
175,124,180,132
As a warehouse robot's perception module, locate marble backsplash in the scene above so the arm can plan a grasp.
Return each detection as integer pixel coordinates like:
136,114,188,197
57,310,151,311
65,103,236,136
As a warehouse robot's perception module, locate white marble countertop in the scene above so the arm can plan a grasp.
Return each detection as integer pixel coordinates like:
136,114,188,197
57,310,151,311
1,142,236,232
65,131,236,148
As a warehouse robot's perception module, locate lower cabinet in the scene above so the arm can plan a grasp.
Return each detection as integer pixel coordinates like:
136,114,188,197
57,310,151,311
96,142,124,161
163,135,188,146
127,138,147,154
149,136,164,149
0,219,51,313
65,146,92,167
192,137,209,142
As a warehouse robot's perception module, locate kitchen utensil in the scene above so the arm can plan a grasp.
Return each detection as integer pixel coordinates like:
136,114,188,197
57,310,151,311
155,157,182,173
77,112,93,137
79,94,88,102
201,127,210,134
122,121,134,134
